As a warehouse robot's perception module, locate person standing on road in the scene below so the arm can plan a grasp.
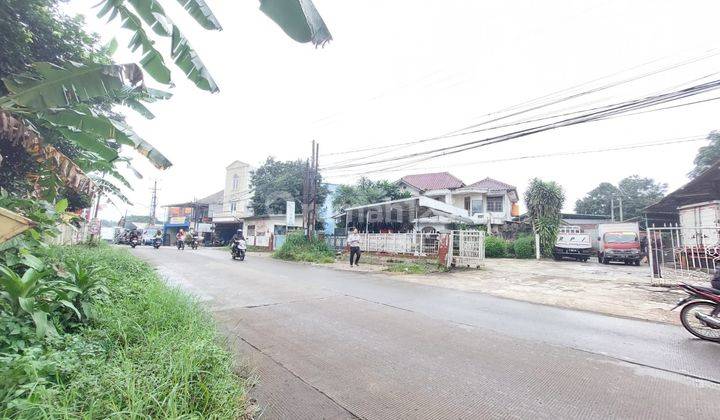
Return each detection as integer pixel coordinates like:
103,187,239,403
348,228,361,267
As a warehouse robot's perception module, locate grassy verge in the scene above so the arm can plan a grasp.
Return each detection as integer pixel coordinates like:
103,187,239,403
384,259,448,274
1,245,247,418
273,233,335,263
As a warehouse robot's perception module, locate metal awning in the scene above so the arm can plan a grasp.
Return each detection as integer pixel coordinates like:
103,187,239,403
645,160,720,215
335,196,474,224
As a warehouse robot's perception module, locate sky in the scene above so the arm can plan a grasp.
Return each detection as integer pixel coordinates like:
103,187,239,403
64,0,720,221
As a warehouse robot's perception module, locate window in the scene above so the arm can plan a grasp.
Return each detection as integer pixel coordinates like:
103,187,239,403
469,199,483,215
230,201,237,212
232,174,239,191
464,196,471,211
487,196,504,213
247,225,255,236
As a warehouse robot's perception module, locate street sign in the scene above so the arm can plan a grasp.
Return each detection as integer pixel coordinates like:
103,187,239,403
286,201,296,226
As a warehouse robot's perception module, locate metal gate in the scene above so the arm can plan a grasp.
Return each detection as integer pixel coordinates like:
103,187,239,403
647,224,720,281
449,230,485,268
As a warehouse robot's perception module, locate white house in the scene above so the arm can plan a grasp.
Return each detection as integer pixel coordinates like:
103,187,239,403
398,172,519,231
336,171,519,234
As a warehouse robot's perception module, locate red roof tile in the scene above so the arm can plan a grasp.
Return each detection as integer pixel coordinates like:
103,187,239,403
400,172,465,191
466,177,516,191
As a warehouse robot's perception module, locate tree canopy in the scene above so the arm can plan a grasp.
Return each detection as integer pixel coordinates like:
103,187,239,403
574,175,666,220
250,157,328,216
689,131,720,179
332,177,411,210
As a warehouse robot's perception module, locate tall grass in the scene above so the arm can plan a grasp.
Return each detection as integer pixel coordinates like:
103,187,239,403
273,232,335,263
1,246,247,418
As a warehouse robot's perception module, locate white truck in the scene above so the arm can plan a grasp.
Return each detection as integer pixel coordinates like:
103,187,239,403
597,222,641,265
553,226,592,262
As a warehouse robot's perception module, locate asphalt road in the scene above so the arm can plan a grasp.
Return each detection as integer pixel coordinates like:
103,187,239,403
131,246,720,419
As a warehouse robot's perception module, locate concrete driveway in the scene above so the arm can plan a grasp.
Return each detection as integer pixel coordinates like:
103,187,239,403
132,247,720,419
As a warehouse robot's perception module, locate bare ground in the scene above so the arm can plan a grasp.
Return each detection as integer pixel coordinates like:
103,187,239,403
323,254,712,324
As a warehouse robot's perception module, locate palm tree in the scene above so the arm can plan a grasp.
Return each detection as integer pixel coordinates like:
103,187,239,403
525,178,565,257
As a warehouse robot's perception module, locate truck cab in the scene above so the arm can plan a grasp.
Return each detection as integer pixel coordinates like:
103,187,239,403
597,222,641,266
553,226,592,262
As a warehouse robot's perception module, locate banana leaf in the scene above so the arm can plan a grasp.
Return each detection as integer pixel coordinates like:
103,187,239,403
175,0,223,30
2,62,144,110
41,107,172,170
260,0,332,46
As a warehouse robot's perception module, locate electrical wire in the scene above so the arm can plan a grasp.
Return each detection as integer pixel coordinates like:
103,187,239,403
320,50,720,159
321,78,720,172
324,135,705,180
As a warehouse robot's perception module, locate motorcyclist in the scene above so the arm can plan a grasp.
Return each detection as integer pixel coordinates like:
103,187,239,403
231,229,246,254
128,229,139,243
176,229,186,249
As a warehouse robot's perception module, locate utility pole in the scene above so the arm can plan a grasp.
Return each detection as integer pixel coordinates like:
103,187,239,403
302,140,320,240
618,196,624,222
610,197,615,222
149,180,159,226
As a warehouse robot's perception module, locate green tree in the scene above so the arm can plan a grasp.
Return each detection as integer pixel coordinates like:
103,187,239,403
332,177,411,210
525,178,565,257
250,157,328,216
689,131,720,178
574,182,619,216
1,0,332,203
575,176,666,220
617,175,666,219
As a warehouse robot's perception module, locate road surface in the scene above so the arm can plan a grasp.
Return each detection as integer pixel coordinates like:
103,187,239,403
132,247,720,419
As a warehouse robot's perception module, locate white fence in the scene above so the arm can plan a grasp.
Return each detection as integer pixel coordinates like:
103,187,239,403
450,230,485,268
362,233,440,255
247,235,271,248
648,224,720,281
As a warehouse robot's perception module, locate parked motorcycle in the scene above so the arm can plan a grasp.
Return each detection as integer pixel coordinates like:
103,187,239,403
129,237,140,249
673,283,720,342
231,239,246,261
153,237,162,249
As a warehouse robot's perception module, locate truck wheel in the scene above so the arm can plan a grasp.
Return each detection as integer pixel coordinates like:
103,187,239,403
634,260,640,266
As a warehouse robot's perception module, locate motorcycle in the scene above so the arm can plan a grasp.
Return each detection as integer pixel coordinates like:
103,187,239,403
673,283,720,342
231,239,246,261
129,237,140,248
190,236,199,250
153,237,162,249
176,238,185,250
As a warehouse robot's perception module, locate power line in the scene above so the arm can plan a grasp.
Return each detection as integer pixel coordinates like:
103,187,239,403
320,50,720,159
322,78,720,172
324,135,705,180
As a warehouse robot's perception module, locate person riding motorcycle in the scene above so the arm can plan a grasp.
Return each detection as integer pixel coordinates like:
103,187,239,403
176,229,186,250
231,229,246,257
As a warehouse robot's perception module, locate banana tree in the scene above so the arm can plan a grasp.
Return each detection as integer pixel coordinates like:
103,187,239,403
0,0,332,199
0,62,171,199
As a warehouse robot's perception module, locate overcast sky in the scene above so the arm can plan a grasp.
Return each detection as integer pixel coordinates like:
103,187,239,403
65,0,720,220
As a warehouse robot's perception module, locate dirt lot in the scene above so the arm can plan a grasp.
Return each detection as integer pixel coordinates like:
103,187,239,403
327,254,715,324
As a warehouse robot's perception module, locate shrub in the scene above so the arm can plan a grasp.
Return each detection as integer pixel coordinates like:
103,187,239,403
484,236,508,258
273,232,335,263
514,235,535,259
0,246,247,418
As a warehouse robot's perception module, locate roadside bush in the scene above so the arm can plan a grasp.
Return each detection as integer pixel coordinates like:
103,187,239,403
484,236,508,258
273,232,335,263
0,246,247,418
514,235,535,259
506,240,516,257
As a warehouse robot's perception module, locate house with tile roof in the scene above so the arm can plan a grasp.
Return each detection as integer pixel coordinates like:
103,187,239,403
397,172,519,232
336,171,520,234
